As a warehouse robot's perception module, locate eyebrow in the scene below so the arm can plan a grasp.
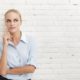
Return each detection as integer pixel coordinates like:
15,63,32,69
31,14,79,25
6,19,11,22
6,18,19,21
14,19,18,21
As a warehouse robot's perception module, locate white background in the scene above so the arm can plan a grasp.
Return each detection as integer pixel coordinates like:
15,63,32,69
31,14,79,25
0,0,80,80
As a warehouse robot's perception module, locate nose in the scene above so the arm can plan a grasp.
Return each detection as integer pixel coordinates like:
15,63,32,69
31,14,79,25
10,21,14,26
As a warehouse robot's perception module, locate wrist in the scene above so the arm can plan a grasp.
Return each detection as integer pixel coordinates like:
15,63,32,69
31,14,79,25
3,44,8,51
3,43,8,47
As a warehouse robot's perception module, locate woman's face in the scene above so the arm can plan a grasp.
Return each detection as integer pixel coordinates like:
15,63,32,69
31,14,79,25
5,12,21,34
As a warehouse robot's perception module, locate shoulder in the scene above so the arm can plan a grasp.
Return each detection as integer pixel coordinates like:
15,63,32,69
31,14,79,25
23,32,37,42
22,32,38,48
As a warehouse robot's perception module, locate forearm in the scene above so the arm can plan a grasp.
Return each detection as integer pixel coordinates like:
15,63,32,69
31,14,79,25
7,65,36,75
0,45,8,75
0,45,7,65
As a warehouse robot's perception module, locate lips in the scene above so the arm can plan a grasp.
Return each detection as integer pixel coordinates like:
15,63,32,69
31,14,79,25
10,27,16,29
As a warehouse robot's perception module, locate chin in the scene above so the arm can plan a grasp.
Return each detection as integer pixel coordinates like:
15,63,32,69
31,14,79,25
9,30,17,34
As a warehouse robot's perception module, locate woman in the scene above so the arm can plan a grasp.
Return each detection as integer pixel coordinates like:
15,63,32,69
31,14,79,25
0,9,37,80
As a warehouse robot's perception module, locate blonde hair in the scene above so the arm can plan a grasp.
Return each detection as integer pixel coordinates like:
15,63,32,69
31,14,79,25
4,9,22,22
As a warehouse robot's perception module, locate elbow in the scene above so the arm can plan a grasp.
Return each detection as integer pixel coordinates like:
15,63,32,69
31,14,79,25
30,66,36,73
31,68,35,73
0,69,7,75
0,64,7,75
0,71,7,76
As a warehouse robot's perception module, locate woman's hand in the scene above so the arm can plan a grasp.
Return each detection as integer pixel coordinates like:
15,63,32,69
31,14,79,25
3,32,11,46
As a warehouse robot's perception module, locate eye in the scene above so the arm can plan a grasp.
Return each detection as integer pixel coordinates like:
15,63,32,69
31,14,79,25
6,19,11,22
14,19,18,22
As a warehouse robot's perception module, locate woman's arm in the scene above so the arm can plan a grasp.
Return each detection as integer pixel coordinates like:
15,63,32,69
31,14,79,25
0,33,10,75
0,44,8,75
7,65,36,75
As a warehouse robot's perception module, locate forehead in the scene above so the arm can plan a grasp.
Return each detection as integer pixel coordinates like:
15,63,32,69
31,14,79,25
5,12,20,19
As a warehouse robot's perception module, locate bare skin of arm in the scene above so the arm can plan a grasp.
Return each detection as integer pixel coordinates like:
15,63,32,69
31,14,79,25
0,44,8,75
7,65,36,75
0,32,10,75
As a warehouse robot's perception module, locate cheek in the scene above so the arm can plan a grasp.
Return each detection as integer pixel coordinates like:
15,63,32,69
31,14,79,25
5,24,9,29
5,22,10,27
16,22,21,27
15,24,21,30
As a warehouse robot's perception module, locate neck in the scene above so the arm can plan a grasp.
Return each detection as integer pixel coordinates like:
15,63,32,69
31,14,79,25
10,31,21,45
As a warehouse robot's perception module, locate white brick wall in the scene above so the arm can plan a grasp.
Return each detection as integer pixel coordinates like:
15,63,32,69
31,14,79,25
0,0,80,80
